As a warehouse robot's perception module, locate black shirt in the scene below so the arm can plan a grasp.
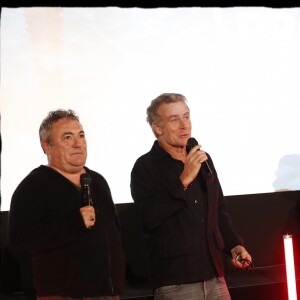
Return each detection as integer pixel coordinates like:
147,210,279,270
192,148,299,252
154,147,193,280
131,141,240,289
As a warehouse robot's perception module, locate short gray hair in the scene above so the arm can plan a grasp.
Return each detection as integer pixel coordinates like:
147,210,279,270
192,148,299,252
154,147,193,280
146,93,188,138
39,109,79,143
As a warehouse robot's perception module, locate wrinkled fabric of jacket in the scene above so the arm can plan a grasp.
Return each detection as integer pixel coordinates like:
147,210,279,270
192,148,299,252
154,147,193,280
131,141,243,289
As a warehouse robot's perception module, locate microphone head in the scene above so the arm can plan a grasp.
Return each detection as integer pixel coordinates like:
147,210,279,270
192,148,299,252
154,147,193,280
80,173,91,187
186,137,198,153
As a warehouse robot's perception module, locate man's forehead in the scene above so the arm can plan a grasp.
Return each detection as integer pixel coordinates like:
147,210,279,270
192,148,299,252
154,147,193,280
52,119,83,132
159,102,190,116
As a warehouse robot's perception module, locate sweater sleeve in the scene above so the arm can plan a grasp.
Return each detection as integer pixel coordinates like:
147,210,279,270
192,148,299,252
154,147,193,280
8,168,87,252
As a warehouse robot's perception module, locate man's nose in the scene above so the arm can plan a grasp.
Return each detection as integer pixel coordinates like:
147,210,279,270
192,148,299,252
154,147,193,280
73,137,83,146
179,118,188,128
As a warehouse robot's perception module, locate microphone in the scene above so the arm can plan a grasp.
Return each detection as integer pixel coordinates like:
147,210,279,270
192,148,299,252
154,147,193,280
187,137,214,183
80,173,93,206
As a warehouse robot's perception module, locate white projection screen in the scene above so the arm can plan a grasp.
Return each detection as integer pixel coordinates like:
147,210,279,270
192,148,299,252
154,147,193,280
1,7,300,211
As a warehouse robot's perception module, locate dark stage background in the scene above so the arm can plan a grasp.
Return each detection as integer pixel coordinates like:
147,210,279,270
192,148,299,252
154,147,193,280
1,190,300,300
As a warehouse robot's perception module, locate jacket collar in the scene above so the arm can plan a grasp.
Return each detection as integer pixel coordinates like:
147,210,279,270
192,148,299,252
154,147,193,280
150,140,172,160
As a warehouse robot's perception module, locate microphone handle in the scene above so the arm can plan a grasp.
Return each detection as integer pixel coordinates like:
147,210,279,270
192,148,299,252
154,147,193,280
82,186,93,206
204,161,214,183
204,161,213,175
187,137,214,183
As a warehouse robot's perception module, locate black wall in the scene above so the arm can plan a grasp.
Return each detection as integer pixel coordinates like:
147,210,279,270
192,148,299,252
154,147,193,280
1,190,300,299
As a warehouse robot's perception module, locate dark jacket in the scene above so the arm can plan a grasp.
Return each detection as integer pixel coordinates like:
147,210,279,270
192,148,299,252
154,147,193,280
9,165,125,297
130,141,243,289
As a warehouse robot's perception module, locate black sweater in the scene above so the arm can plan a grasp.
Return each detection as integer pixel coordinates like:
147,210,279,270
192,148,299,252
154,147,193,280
8,165,125,297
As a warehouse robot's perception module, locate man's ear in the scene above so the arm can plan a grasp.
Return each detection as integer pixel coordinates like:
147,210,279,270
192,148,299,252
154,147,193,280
41,140,51,155
152,122,162,136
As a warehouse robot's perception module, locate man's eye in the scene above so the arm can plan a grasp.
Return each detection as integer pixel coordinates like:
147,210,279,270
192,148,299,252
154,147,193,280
170,118,178,123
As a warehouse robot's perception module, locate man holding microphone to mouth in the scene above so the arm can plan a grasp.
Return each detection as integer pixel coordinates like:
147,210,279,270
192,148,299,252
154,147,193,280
130,93,252,300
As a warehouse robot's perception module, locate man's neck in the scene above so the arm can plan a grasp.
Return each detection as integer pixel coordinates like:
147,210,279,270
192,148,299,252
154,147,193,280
158,138,186,162
48,164,86,187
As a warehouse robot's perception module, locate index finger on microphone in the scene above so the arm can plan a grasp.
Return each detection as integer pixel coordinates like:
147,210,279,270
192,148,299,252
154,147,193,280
189,145,201,153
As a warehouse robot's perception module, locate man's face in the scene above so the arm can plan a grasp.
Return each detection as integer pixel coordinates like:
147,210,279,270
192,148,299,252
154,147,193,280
43,118,87,174
153,101,192,147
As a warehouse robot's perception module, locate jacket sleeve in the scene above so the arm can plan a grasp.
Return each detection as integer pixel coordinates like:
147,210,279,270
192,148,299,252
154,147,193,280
130,158,188,232
207,155,244,254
